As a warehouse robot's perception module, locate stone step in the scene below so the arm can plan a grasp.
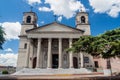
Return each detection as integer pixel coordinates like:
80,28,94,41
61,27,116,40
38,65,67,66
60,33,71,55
13,68,92,75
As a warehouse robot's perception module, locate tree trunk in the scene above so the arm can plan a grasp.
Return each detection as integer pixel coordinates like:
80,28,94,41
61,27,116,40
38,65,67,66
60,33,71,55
106,58,112,76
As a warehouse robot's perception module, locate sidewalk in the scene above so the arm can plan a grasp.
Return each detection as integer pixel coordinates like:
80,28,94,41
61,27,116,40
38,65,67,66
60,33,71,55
0,73,120,80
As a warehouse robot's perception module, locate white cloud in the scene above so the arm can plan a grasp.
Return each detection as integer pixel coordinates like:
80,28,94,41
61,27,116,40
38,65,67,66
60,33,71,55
27,0,41,5
44,0,85,19
5,48,13,52
26,0,86,18
1,22,21,40
0,53,18,67
36,0,85,19
57,16,62,22
39,7,51,12
89,0,120,18
40,21,45,24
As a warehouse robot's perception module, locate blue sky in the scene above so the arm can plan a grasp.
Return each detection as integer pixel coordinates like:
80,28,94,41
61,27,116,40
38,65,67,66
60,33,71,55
0,0,120,67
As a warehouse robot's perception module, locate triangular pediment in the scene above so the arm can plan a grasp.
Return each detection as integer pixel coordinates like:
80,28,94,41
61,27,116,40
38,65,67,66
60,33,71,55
27,22,83,33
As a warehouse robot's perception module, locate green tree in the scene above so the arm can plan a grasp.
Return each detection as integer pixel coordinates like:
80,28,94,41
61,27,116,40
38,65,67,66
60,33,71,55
0,26,5,49
67,28,120,75
67,35,97,67
99,28,120,58
2,70,9,74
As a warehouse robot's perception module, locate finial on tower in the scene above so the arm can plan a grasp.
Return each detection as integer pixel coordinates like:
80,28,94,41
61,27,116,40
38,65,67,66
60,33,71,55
54,15,57,22
30,6,33,12
79,6,84,12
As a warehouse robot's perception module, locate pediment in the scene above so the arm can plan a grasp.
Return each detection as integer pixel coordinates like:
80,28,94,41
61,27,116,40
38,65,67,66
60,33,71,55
27,22,83,33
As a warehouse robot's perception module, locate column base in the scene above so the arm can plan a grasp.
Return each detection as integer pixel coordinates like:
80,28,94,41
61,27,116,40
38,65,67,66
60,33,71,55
47,67,52,69
69,67,74,69
58,67,63,69
35,67,41,69
25,66,29,68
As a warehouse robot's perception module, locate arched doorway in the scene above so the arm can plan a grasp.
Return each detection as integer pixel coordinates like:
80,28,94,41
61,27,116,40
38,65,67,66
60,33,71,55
32,57,37,68
73,57,78,68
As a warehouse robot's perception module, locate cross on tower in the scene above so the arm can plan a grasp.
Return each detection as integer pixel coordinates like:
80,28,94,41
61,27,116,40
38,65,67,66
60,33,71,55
54,15,57,22
79,6,84,12
30,6,33,12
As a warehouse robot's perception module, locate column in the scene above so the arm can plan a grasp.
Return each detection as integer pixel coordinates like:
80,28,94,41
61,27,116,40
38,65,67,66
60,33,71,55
29,41,34,68
36,38,41,68
69,38,73,68
80,52,84,68
58,38,62,68
47,38,52,68
26,39,30,68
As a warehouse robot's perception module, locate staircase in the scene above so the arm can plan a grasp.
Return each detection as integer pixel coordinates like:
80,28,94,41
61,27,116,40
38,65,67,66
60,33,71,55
13,68,92,75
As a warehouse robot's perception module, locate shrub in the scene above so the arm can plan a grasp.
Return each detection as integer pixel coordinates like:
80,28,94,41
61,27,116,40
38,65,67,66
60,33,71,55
2,70,9,74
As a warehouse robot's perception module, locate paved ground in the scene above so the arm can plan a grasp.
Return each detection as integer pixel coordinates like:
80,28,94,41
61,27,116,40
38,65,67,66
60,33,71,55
0,73,120,80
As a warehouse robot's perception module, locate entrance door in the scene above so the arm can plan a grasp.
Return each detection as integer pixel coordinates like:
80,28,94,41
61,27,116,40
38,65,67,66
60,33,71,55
52,54,58,68
73,57,78,68
32,57,37,68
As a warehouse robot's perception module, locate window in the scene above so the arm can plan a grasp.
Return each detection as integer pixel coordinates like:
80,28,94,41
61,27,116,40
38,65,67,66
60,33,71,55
84,57,89,63
24,43,27,49
26,16,31,23
94,61,99,68
81,16,85,23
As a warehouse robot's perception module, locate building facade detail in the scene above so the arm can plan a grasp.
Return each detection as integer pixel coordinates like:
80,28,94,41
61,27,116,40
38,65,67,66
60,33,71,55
17,11,94,71
76,12,91,35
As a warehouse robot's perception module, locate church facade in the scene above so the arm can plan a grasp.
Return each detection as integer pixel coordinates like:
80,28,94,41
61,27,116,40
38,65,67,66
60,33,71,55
17,11,95,71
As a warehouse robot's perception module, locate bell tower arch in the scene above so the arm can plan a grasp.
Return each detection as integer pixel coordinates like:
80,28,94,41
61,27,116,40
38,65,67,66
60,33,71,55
20,11,38,35
76,12,91,35
26,16,31,23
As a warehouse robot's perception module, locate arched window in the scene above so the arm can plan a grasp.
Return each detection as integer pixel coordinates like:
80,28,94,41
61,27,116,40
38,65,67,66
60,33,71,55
81,16,85,23
26,16,31,23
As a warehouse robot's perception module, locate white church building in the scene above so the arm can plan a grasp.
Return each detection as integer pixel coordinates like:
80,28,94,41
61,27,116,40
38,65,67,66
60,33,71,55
16,10,95,73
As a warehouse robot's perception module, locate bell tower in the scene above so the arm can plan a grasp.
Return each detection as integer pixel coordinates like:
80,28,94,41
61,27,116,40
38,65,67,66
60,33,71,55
17,11,38,71
76,11,91,35
20,11,38,35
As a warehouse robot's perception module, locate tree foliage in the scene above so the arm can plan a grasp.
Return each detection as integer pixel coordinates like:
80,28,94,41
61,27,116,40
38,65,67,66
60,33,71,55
0,26,5,49
2,70,9,74
68,28,120,59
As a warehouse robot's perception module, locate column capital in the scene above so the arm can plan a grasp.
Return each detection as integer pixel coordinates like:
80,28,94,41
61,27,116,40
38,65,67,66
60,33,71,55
48,38,52,41
59,38,62,41
69,38,73,48
38,38,41,42
38,38,41,40
59,38,62,39
69,38,73,41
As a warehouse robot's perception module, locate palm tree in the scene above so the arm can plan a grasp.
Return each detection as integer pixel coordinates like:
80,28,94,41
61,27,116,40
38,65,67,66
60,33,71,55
0,26,5,49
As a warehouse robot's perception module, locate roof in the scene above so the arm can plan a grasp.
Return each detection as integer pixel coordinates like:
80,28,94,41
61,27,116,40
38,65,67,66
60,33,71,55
26,22,84,33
